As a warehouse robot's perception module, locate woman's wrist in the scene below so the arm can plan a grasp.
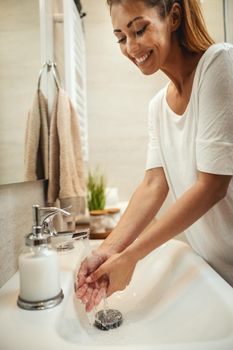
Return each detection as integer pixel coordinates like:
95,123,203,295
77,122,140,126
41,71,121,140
120,242,141,267
97,242,119,257
96,227,127,257
93,238,119,258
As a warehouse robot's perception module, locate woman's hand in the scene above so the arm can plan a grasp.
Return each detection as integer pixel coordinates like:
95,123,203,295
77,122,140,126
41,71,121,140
85,251,137,310
75,249,110,311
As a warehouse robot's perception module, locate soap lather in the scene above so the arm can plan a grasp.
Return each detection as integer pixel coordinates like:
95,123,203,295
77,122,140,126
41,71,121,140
17,204,70,311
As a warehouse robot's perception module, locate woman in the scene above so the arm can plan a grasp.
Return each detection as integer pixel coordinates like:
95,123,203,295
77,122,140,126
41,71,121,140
76,0,233,312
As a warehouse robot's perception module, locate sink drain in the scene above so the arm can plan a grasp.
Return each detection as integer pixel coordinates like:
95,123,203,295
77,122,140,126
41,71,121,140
95,309,123,331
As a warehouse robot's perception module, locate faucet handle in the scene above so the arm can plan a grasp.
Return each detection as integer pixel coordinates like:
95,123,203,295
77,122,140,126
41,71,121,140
32,205,71,236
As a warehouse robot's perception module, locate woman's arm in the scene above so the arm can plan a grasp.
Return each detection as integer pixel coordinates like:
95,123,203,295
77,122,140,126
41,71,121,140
86,171,232,301
76,167,169,310
124,171,232,262
98,167,169,256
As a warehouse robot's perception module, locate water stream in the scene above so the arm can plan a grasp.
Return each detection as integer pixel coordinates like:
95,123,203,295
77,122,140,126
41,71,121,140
80,236,122,330
81,236,110,327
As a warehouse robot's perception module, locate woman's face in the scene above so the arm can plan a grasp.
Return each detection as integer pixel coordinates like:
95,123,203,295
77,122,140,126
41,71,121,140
111,1,174,75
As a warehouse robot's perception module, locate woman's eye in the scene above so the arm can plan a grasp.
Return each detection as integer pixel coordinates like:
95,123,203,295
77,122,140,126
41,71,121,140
136,25,148,37
117,37,126,44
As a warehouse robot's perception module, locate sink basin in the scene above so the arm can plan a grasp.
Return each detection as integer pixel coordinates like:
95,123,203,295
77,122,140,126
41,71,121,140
56,240,233,349
0,239,233,350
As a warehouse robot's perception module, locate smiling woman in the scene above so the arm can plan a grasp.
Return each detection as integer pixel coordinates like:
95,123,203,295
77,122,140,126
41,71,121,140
76,0,233,312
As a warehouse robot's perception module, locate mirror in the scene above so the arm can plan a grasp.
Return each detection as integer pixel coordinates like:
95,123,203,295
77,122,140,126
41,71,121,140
0,0,41,185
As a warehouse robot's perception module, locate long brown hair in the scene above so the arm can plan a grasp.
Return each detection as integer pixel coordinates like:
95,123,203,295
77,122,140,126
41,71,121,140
106,0,214,53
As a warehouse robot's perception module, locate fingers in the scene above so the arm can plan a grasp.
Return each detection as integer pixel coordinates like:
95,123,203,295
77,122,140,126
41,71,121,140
85,286,107,312
95,287,107,306
76,253,108,289
75,255,111,312
81,276,109,312
86,266,104,284
94,275,108,304
77,271,86,288
76,259,88,288
81,285,93,305
85,288,99,312
76,281,95,306
75,283,88,299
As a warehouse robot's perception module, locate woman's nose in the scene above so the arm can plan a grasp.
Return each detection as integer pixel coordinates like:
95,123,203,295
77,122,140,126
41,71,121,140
126,38,139,57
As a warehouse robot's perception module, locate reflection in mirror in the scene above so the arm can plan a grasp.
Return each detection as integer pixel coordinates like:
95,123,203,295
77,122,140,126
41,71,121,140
0,0,41,185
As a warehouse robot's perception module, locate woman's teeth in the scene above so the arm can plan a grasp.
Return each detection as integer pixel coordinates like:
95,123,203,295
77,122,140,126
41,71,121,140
135,51,152,65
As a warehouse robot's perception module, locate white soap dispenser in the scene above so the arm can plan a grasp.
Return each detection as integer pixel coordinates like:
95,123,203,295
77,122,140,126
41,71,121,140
17,204,70,310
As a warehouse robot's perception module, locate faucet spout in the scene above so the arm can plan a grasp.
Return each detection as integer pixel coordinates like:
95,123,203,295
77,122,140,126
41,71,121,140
55,228,90,241
53,228,90,252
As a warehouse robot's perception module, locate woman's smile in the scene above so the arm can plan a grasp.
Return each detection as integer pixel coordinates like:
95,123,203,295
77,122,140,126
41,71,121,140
134,49,153,65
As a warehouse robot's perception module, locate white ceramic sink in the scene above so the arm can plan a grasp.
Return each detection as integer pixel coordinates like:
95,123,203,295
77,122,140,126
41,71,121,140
0,239,233,350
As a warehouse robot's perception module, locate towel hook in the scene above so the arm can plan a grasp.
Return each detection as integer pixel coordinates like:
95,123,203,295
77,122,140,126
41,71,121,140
37,60,61,91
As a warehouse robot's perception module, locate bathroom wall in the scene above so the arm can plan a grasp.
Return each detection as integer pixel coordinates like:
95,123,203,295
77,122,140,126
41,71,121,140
202,0,224,42
224,0,233,43
83,0,168,201
83,0,225,202
0,181,45,288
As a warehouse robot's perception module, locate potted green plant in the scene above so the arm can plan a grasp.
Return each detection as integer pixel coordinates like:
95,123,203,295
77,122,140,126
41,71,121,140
87,168,106,212
87,168,108,236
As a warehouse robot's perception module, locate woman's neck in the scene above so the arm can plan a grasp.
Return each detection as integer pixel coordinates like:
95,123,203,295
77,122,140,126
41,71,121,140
161,41,204,95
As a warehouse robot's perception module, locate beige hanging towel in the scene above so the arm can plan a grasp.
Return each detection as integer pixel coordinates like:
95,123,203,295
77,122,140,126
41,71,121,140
47,88,86,216
24,90,49,181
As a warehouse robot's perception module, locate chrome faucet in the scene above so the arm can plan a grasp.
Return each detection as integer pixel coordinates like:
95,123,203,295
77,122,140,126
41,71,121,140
34,205,89,245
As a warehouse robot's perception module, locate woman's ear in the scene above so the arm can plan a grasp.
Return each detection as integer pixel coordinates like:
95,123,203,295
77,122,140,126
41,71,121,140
170,3,182,32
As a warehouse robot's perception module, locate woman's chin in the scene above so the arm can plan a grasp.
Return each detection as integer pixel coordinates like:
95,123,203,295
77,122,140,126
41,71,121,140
130,56,158,75
138,65,158,75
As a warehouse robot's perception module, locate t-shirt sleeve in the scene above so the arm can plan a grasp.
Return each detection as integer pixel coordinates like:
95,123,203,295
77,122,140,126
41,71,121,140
145,98,162,170
196,45,233,175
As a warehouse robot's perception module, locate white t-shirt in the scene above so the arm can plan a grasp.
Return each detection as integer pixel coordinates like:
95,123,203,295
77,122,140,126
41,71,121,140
146,43,233,286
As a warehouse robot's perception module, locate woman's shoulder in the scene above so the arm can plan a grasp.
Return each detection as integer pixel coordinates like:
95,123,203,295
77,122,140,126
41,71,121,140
194,42,233,87
149,86,167,111
205,42,233,55
199,42,233,70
